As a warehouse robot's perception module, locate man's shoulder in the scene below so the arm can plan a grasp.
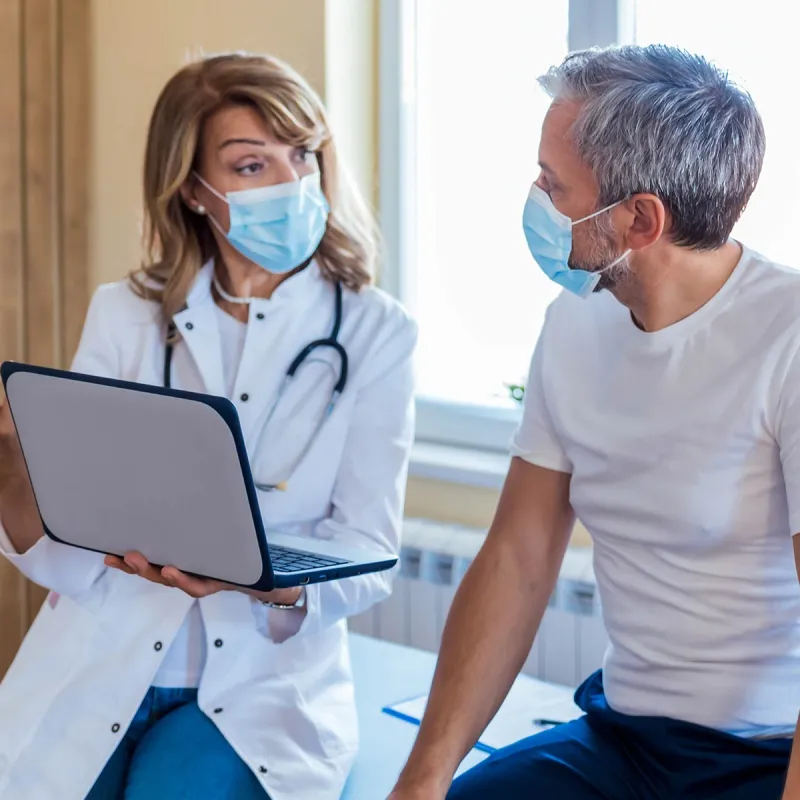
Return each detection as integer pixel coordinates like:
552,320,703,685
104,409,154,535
733,245,800,323
740,244,800,282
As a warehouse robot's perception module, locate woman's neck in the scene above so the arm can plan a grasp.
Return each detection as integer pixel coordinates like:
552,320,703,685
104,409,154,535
213,250,301,322
218,255,284,299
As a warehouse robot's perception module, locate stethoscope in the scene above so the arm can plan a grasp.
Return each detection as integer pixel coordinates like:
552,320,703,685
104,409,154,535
163,281,348,491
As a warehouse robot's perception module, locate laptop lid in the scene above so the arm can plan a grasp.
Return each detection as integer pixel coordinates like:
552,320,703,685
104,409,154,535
1,362,276,590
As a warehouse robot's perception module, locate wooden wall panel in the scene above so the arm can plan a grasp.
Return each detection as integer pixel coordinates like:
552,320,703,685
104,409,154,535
23,0,60,618
0,0,25,367
0,0,90,676
60,0,91,359
0,0,32,676
24,0,61,369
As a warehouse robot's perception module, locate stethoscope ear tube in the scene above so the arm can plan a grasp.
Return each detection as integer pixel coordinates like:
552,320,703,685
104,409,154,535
164,323,177,389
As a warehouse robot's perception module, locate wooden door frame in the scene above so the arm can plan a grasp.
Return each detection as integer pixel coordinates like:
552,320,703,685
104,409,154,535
0,0,91,676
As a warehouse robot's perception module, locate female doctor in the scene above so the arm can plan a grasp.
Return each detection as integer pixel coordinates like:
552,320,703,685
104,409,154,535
0,53,415,800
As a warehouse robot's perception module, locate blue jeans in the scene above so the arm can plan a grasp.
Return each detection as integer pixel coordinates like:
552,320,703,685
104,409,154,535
448,671,792,799
85,687,268,799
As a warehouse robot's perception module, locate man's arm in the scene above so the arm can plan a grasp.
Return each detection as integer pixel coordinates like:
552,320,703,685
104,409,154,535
389,458,574,799
782,535,800,799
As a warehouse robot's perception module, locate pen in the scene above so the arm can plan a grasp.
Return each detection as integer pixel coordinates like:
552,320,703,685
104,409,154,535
533,718,564,727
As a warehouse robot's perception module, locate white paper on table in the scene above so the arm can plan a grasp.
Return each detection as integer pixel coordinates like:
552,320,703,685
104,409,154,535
383,677,583,753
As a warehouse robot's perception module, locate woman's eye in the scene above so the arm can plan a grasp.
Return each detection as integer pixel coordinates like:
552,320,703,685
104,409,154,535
236,162,263,176
295,147,314,162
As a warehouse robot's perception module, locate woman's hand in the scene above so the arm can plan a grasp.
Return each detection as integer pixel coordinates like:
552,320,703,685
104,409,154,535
104,550,302,605
0,402,23,487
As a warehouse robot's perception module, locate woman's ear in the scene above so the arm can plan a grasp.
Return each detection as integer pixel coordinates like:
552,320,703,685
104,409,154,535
179,180,206,215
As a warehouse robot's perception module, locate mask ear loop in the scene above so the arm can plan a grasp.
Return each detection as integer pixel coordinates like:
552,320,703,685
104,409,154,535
192,172,228,203
572,197,626,227
191,172,230,236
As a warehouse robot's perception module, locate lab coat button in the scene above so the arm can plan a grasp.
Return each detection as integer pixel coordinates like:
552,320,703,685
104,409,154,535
185,322,194,331
259,766,268,774
213,707,223,714
154,641,163,651
111,723,121,733
256,312,265,320
214,638,223,648
240,393,249,402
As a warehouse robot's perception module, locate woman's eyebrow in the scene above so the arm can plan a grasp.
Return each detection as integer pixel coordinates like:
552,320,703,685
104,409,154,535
218,137,267,150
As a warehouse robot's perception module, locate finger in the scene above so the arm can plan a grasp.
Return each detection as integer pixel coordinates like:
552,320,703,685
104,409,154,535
123,552,171,585
161,567,224,598
104,555,135,575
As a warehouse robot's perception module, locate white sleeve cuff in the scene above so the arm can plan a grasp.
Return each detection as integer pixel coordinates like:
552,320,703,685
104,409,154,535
250,589,313,643
0,526,107,602
509,441,573,474
0,518,20,555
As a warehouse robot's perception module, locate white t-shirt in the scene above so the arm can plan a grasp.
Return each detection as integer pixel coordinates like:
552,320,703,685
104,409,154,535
512,244,800,736
151,304,248,688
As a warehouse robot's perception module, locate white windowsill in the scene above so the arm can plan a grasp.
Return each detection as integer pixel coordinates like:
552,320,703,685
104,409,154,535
409,440,510,490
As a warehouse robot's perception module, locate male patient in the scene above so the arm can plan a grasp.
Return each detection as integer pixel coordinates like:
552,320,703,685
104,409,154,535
390,45,800,799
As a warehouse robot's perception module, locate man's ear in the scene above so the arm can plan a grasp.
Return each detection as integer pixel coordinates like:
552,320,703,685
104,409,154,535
623,193,666,251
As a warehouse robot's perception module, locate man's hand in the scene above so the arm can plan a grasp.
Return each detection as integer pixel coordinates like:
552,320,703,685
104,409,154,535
387,777,450,800
105,551,302,605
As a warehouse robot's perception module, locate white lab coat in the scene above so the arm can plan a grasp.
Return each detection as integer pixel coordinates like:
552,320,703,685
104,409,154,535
0,261,416,800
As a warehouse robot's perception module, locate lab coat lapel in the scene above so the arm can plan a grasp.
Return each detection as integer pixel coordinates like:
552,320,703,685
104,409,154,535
171,262,226,397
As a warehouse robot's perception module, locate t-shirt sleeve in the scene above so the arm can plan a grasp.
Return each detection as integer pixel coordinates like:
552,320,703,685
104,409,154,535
510,328,572,474
777,347,800,536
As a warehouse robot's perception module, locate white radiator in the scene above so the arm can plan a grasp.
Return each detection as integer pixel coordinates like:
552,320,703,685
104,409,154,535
349,518,609,688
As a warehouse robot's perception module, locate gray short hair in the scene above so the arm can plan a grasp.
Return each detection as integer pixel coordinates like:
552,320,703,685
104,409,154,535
539,45,765,250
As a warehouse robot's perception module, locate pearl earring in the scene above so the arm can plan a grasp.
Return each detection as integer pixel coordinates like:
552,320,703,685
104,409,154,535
195,205,206,215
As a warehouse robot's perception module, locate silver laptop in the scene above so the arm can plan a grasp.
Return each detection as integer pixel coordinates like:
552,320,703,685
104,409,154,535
1,361,398,591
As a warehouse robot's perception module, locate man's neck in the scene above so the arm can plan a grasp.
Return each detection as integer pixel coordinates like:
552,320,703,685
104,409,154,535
611,240,743,333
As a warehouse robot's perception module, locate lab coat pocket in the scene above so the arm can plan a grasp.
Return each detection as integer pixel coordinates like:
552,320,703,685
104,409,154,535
296,689,356,759
0,590,97,736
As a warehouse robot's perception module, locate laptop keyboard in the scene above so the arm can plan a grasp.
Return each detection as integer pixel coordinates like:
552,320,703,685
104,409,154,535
268,543,351,573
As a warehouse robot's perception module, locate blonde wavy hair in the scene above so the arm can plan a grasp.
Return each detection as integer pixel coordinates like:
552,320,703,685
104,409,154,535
129,53,377,323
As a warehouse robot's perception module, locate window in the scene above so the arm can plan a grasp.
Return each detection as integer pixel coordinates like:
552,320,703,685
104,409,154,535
633,1,798,266
380,0,790,453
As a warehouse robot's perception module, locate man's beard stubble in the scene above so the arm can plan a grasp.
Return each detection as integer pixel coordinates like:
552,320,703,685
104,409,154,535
568,215,632,293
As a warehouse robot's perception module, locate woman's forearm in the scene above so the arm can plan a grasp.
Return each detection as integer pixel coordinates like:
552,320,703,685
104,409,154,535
0,474,45,554
0,402,44,554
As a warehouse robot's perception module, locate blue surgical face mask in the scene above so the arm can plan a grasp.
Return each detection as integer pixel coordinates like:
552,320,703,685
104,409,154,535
194,171,330,274
522,183,630,298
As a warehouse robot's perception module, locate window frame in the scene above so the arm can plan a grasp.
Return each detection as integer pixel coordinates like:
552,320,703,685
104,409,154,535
379,0,634,453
